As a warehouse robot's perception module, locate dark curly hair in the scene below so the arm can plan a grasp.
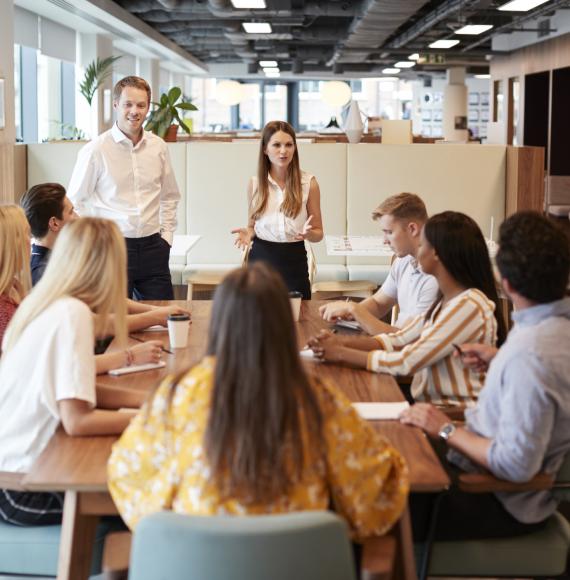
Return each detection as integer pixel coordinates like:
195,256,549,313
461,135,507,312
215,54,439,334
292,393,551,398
497,212,570,303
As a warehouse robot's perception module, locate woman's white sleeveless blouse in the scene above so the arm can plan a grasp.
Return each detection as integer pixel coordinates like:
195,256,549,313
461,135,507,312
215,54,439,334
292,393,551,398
252,171,313,243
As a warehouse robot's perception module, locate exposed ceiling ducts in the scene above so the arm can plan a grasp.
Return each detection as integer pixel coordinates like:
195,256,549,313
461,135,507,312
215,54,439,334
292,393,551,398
114,0,570,76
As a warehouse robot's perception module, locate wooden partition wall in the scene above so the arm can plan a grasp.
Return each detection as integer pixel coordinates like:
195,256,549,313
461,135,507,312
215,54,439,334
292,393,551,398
506,145,545,216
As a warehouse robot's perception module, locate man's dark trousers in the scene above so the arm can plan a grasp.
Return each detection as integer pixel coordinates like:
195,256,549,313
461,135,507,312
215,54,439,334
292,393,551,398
126,233,174,300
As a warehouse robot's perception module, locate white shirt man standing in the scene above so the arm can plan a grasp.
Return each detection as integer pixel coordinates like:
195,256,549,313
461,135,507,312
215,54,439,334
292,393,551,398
320,193,438,335
67,76,180,300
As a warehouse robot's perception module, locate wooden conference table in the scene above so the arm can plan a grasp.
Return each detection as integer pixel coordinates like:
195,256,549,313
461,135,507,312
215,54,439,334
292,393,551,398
23,300,449,580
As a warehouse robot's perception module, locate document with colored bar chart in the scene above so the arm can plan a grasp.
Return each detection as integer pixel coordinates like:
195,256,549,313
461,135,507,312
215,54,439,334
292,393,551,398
325,235,393,257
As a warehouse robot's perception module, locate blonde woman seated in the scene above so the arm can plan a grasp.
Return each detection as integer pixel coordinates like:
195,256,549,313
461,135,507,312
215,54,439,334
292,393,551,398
109,263,408,544
0,205,163,370
0,218,145,525
0,206,31,346
309,212,507,408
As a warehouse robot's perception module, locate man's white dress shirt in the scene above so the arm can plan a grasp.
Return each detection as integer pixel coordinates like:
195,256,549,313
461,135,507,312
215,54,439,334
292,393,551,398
67,123,180,245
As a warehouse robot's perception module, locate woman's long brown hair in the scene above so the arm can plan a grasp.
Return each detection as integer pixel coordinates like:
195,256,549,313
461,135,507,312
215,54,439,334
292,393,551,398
165,263,324,505
423,211,507,346
251,120,303,220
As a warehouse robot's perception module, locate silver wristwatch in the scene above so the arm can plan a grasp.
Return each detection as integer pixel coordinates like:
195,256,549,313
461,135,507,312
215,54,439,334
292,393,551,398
438,422,456,441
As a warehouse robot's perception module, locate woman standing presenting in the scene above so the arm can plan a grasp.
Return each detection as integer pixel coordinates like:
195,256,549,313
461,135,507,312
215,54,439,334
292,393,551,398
232,121,323,299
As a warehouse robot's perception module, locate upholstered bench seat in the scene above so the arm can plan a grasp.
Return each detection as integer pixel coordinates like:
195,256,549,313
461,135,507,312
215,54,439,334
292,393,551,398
0,518,115,577
347,265,391,287
425,511,570,577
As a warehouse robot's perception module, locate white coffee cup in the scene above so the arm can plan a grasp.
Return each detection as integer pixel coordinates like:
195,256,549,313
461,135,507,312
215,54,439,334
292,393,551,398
289,291,303,322
167,314,190,349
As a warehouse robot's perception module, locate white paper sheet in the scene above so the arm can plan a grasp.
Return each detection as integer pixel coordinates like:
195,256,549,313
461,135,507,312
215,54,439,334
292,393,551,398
325,235,394,257
352,401,409,420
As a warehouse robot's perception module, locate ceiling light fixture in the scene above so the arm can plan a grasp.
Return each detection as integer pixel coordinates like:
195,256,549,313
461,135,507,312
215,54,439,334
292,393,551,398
475,74,491,79
259,60,277,67
395,61,415,68
382,68,400,74
455,24,494,34
265,71,281,78
498,0,550,11
263,67,280,73
408,53,420,60
429,39,460,48
242,22,272,34
231,0,266,7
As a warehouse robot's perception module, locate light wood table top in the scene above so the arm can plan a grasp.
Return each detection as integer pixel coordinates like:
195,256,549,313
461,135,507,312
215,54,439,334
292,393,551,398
24,300,449,494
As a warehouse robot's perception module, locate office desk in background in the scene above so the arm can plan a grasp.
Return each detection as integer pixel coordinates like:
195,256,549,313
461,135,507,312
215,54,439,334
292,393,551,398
24,301,449,580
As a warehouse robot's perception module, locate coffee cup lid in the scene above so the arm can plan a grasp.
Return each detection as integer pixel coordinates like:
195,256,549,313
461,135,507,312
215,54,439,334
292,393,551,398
168,313,190,321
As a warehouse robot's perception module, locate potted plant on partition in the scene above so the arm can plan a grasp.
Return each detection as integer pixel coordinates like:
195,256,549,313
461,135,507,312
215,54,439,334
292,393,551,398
145,87,198,142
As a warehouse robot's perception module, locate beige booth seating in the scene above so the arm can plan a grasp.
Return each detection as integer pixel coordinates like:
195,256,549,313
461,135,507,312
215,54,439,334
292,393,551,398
183,142,349,285
346,144,506,285
26,141,508,291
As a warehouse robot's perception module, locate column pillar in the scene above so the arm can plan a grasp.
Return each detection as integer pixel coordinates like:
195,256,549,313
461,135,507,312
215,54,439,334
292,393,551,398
0,0,16,202
137,57,160,104
443,67,468,142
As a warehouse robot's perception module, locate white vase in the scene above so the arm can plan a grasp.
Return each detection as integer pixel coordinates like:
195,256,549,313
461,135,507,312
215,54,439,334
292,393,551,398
344,100,364,144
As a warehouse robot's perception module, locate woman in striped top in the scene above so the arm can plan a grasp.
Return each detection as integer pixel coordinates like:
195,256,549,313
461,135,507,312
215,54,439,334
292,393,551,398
309,212,507,407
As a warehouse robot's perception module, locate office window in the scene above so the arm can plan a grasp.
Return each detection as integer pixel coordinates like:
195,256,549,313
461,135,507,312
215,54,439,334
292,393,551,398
350,80,363,93
20,45,38,143
14,46,22,142
299,80,320,93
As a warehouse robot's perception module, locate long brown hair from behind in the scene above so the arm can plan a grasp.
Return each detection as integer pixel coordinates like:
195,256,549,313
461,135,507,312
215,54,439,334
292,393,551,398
423,211,507,345
251,120,303,220
204,263,324,504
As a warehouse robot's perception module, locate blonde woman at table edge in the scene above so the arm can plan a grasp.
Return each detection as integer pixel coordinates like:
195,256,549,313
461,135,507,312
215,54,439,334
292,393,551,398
109,262,409,555
231,121,323,299
0,218,145,526
0,206,31,347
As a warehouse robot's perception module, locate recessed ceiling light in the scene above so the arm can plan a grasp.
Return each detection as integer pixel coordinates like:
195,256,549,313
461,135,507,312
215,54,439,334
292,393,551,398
263,67,280,73
265,71,281,78
259,60,277,67
242,22,272,33
475,74,491,79
455,24,494,34
498,0,550,11
395,61,415,68
429,39,460,49
408,53,420,60
382,68,400,74
231,0,266,7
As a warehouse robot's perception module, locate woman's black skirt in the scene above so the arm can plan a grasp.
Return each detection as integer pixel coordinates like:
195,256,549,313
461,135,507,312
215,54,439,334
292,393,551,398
248,237,311,299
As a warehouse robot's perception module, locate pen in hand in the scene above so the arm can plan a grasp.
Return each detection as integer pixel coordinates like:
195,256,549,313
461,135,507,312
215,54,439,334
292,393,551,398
129,335,174,355
452,343,464,356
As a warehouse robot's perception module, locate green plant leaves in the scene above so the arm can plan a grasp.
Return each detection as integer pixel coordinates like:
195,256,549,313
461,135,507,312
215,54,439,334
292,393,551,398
144,87,198,139
168,86,182,104
79,56,121,106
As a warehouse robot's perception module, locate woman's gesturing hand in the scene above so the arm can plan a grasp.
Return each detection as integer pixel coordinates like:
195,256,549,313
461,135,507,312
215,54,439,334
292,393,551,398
231,227,254,250
294,215,314,241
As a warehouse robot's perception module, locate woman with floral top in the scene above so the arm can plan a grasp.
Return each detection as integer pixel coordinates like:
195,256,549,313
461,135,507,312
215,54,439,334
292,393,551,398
108,262,409,542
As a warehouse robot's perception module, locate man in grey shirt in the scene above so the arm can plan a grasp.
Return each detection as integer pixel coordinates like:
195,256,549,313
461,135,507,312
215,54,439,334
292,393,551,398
320,193,438,334
401,211,570,540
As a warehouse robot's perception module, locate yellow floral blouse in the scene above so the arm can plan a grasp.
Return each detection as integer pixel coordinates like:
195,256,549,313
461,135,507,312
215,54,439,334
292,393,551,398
108,357,409,541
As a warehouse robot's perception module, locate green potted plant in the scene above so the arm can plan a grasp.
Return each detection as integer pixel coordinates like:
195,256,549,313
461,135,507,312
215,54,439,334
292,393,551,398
145,87,198,142
79,56,121,106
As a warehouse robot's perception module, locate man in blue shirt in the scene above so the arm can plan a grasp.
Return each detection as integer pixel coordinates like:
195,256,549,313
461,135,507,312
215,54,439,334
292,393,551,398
19,183,78,286
401,211,570,540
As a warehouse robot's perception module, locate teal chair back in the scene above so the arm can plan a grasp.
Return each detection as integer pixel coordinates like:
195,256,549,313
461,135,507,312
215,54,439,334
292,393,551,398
129,511,357,580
